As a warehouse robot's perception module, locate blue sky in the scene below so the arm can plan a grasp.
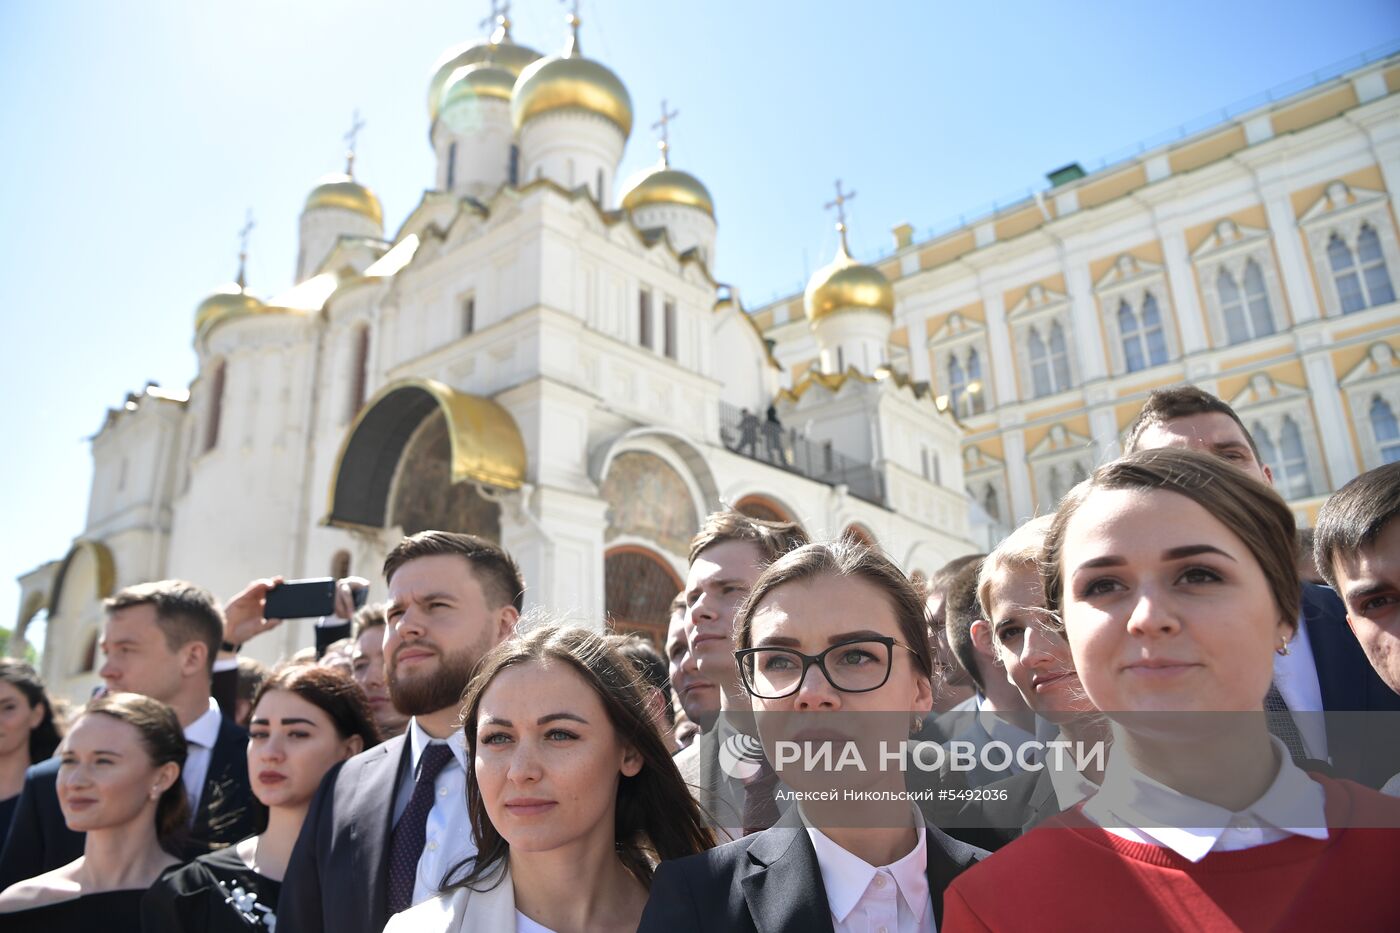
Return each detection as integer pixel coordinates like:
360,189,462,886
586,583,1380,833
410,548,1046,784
2,0,1397,654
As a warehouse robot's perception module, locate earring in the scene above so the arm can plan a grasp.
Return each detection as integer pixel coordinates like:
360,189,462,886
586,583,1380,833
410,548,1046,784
1276,640,1291,657
911,715,924,733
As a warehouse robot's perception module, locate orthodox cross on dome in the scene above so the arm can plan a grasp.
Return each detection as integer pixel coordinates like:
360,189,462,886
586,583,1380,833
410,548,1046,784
236,210,255,289
481,0,512,42
653,100,679,167
343,109,366,176
560,0,581,56
825,179,856,253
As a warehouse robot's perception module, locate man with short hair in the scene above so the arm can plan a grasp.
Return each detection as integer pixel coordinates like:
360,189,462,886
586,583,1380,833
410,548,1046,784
1312,461,1400,793
673,509,807,837
925,554,981,712
938,561,1035,787
278,531,523,933
350,601,409,739
665,590,716,738
1125,385,1400,774
0,580,255,889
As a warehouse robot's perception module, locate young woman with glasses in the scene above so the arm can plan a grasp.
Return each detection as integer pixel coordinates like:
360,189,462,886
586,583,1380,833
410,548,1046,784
639,539,988,933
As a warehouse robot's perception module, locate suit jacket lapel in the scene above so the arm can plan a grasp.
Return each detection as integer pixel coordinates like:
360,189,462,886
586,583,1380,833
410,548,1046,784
356,734,411,927
193,718,252,845
1301,584,1363,711
740,824,836,933
1024,768,1060,830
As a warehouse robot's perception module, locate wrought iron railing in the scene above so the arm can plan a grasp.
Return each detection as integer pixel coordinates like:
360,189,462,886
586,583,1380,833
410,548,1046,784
718,401,885,506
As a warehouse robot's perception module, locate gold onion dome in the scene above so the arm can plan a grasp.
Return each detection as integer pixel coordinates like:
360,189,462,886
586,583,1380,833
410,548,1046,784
441,61,516,108
195,282,266,335
804,242,895,323
427,18,542,121
304,174,384,227
621,164,714,217
511,15,632,137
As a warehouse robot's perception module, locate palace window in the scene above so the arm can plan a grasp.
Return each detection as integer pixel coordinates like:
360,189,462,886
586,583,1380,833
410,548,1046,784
1217,261,1275,344
349,326,370,419
638,289,654,349
663,300,677,359
446,142,457,190
203,361,226,453
1328,224,1395,314
983,485,1001,522
1370,396,1400,465
1027,322,1071,397
1254,415,1314,499
1118,293,1169,373
462,295,476,336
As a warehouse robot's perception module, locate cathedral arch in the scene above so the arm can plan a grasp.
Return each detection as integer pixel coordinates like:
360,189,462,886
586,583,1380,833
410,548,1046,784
592,428,720,522
47,539,116,681
604,545,684,647
599,451,700,559
733,494,796,524
326,378,525,529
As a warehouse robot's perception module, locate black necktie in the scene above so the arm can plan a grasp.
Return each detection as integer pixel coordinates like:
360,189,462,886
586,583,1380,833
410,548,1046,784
386,743,456,914
1264,683,1309,762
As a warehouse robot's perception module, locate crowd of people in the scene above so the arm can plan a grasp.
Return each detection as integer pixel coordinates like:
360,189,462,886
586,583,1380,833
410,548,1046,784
0,384,1399,931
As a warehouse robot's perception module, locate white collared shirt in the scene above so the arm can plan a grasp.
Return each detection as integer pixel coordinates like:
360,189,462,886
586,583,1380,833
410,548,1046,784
805,808,934,933
391,718,477,908
974,692,1039,771
1272,609,1327,760
1043,731,1098,812
1082,737,1328,862
182,697,223,818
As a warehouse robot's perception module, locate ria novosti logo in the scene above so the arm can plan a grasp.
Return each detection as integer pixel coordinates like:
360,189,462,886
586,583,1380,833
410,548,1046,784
717,731,766,780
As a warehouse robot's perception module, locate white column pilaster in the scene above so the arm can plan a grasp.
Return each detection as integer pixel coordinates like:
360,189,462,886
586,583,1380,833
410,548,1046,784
1298,341,1359,488
905,315,931,385
1263,193,1322,324
979,285,1018,407
1064,260,1108,382
1161,227,1209,354
1000,419,1034,524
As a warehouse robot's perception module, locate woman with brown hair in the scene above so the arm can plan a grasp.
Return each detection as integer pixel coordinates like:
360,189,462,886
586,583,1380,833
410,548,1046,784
639,539,987,933
0,692,186,931
384,624,713,933
0,659,64,841
943,448,1400,931
142,663,380,932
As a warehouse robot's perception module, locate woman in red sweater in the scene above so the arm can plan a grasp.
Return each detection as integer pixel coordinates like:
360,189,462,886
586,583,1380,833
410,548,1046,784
943,448,1400,932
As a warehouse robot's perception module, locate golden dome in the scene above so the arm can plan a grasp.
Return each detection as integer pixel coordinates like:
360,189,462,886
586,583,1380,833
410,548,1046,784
804,244,896,323
620,164,714,217
194,283,267,335
427,27,542,121
304,174,384,227
511,52,632,137
441,61,516,109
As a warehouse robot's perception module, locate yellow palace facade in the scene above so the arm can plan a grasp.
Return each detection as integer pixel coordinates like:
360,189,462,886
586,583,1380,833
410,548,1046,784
753,51,1400,542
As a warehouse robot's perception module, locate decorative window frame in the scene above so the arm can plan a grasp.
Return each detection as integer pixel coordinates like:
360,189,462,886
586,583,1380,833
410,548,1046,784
1191,219,1287,346
1299,181,1400,318
1339,342,1400,470
963,445,1010,535
1028,423,1094,510
1007,283,1079,398
1227,373,1328,500
1095,254,1179,376
927,311,994,416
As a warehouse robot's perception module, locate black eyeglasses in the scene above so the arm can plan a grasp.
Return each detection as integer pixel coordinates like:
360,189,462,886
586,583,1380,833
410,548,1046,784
734,636,919,699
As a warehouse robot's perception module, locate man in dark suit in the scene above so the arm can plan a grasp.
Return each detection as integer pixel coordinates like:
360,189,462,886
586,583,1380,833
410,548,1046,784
277,532,522,933
638,807,985,932
1125,386,1400,780
0,580,255,889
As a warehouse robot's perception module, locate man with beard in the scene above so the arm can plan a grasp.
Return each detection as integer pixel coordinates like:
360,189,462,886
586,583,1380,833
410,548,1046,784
277,531,523,933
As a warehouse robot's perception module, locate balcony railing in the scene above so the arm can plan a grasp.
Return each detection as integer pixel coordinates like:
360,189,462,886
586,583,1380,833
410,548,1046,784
719,401,886,506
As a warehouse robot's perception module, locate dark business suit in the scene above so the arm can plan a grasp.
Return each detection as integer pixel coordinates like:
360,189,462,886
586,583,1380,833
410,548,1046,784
0,716,254,891
937,767,1064,852
637,808,987,933
1300,583,1400,787
277,732,410,933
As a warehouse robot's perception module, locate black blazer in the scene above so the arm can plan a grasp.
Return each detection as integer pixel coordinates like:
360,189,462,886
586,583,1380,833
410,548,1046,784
276,732,410,933
637,810,987,933
0,715,254,891
936,768,1063,852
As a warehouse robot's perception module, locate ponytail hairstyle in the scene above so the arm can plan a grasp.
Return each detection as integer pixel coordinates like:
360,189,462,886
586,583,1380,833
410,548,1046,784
448,624,714,893
0,659,62,762
82,692,189,856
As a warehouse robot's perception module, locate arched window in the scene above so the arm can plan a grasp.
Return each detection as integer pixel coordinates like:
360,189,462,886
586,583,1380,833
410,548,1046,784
1046,465,1067,504
604,547,683,646
966,349,985,414
203,360,226,453
1370,396,1400,464
1329,233,1366,314
1218,268,1250,345
1118,301,1145,373
947,354,968,412
1141,293,1168,367
638,289,654,349
1049,322,1071,392
349,326,370,419
446,141,457,190
1276,417,1313,499
1243,260,1275,338
663,300,677,359
462,295,476,335
1028,328,1051,397
1358,224,1395,309
983,485,1001,522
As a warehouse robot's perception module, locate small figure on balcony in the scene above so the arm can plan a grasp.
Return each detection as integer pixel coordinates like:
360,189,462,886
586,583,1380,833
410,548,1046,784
735,408,760,457
763,405,787,466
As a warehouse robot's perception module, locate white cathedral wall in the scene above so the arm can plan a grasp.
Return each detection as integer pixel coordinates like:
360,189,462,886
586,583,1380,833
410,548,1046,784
298,207,382,282
432,96,513,199
628,203,717,268
813,310,894,374
519,111,626,207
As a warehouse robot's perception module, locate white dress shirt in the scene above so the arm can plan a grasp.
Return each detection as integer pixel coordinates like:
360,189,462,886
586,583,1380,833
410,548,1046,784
1082,737,1328,862
1043,731,1098,812
805,808,934,933
182,697,223,818
392,718,477,907
515,912,558,933
1272,609,1327,760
